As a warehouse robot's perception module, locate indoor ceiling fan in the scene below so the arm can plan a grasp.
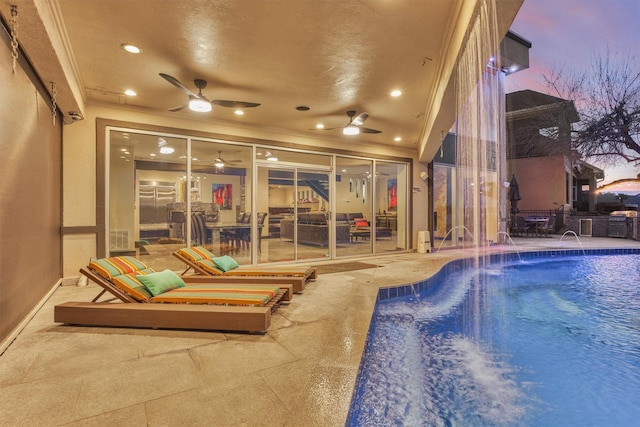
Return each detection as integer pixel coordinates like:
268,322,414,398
213,151,242,169
314,110,382,135
159,73,261,113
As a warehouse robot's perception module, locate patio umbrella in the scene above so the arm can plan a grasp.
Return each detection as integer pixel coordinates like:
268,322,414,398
508,174,521,214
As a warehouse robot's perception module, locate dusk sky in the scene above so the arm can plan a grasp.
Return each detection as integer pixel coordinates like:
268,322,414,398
505,0,640,185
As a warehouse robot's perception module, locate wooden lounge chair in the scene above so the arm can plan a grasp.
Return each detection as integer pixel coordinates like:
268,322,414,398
173,247,317,293
54,256,293,333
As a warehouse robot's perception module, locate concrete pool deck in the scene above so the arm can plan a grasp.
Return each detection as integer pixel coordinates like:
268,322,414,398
1,237,639,426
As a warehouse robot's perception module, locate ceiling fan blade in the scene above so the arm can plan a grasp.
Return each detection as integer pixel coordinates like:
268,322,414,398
168,104,187,112
360,127,382,134
212,99,261,108
309,126,340,131
159,73,198,97
352,112,369,126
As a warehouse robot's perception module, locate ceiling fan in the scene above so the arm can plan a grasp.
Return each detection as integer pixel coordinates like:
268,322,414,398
213,151,242,169
159,73,261,113
314,110,382,135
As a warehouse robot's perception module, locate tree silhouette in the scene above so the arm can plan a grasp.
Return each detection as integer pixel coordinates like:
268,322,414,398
543,50,640,169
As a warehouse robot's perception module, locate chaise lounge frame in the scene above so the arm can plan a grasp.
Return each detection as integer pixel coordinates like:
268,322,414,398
54,266,293,333
172,248,317,293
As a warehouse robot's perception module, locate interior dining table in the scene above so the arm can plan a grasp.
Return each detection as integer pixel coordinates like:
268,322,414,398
205,222,250,237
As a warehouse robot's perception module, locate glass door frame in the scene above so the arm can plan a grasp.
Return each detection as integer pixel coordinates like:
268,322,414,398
103,121,412,264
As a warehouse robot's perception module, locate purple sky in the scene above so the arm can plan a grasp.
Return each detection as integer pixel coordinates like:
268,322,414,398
505,0,640,184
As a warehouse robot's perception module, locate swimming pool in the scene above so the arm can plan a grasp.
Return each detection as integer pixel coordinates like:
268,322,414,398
347,249,640,426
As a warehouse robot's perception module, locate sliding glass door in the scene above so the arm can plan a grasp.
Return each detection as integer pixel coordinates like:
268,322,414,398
107,125,410,268
256,164,331,263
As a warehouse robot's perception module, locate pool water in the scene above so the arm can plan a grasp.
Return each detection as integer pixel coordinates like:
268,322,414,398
347,252,640,426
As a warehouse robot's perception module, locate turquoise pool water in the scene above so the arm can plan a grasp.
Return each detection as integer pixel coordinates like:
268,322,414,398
347,250,640,426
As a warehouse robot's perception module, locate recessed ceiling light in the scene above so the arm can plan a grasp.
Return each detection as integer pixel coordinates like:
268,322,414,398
121,43,142,54
391,89,402,97
394,137,402,142
159,146,174,154
124,89,137,96
234,109,244,116
315,123,325,129
149,153,156,157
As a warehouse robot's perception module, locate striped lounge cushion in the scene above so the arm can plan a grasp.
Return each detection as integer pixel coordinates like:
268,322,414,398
150,284,280,306
224,266,310,277
176,246,217,262
89,256,149,279
193,259,225,275
176,247,225,275
110,268,156,302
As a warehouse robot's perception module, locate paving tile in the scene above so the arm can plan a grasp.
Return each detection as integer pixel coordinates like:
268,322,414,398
2,241,638,426
145,373,290,426
73,351,202,420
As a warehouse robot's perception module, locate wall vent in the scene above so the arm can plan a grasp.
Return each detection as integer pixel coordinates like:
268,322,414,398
110,230,129,250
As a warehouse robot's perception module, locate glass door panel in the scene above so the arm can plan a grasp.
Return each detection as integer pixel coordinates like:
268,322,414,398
296,170,331,261
257,167,295,263
432,163,456,249
190,140,253,264
108,130,187,271
375,162,407,253
336,157,373,257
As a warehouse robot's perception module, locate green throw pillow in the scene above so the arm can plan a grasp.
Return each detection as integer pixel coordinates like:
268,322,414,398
137,269,186,296
212,255,240,272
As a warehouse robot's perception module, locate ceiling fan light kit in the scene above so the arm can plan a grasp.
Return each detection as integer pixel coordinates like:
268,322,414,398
343,124,360,135
341,110,380,135
214,151,225,168
160,73,260,113
188,96,212,112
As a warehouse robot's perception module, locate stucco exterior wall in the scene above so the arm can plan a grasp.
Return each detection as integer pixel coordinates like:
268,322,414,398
509,155,568,211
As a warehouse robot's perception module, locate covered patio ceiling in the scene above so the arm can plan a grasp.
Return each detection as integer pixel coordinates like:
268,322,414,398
0,0,523,163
